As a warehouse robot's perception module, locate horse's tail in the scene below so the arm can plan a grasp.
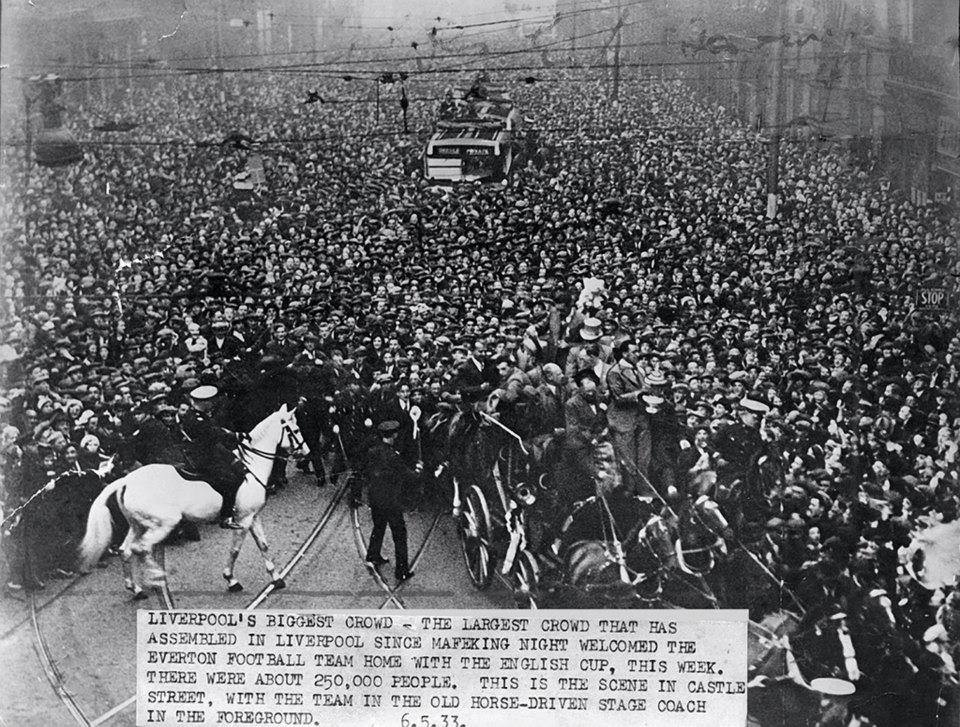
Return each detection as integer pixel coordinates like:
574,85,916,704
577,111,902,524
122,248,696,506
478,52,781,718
78,479,125,573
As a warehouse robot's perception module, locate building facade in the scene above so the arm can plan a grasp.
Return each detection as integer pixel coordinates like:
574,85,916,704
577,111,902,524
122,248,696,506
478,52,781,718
600,0,959,203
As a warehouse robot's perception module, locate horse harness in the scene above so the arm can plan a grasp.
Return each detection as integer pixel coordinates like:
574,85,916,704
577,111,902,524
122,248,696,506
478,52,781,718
675,495,729,576
175,412,305,490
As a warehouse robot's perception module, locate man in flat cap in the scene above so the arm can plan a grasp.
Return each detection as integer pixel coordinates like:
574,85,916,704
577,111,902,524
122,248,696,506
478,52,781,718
359,420,422,582
177,385,246,529
124,392,183,471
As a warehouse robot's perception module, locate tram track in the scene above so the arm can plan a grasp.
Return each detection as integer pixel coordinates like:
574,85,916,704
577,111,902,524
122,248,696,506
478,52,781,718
37,468,353,727
381,509,443,608
0,573,85,643
22,534,179,726
245,472,351,610
31,469,505,726
29,589,94,726
351,503,444,610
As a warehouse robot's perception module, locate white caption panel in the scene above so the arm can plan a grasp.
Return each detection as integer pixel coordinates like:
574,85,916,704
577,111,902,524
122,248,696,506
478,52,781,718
137,609,747,727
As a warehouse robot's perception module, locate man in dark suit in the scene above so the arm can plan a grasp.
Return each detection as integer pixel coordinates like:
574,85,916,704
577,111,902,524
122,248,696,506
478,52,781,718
560,368,607,506
534,362,566,435
376,381,418,466
450,342,497,407
208,320,243,362
605,339,650,494
258,322,299,365
293,338,328,486
359,420,422,582
713,396,767,482
646,394,681,500
178,385,246,529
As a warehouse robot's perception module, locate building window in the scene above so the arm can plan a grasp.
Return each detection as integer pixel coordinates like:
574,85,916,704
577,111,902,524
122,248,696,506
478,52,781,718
938,117,960,159
890,0,914,42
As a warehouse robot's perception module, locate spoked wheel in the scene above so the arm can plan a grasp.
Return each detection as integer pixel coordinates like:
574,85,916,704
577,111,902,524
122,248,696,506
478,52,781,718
510,548,540,608
459,485,493,589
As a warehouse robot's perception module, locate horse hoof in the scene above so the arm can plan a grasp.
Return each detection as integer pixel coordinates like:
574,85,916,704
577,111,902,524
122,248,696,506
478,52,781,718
131,589,148,601
228,582,244,593
272,578,286,591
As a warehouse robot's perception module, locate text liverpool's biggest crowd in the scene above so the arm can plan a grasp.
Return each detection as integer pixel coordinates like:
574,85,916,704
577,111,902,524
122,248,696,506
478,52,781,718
1,45,960,724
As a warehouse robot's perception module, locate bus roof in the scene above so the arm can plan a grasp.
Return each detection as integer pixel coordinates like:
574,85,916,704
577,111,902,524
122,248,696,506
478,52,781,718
429,126,507,144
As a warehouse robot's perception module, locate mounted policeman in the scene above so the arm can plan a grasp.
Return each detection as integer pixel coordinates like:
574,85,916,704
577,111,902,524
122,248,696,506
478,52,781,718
177,385,247,529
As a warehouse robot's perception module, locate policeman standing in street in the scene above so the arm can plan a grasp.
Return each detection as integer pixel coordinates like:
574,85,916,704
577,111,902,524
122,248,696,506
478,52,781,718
177,385,247,529
357,420,422,582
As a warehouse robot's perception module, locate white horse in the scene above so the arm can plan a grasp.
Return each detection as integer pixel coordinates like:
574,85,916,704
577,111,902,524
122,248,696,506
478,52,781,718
78,404,307,598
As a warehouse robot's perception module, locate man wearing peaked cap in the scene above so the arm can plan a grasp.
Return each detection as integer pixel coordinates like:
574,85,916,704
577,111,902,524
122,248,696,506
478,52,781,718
358,420,422,582
177,385,247,529
740,396,771,415
712,392,770,506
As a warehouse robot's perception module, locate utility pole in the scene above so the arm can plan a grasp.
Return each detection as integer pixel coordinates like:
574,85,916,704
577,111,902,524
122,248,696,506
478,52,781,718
216,0,225,104
604,4,626,104
127,41,133,92
765,0,787,219
611,10,623,103
23,88,34,196
571,0,578,53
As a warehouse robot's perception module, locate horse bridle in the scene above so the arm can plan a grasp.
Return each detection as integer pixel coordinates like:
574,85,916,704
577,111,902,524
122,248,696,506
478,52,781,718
239,417,307,461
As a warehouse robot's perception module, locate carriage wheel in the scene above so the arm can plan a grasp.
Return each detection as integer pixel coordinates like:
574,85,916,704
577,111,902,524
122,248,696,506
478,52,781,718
459,485,493,590
511,549,540,608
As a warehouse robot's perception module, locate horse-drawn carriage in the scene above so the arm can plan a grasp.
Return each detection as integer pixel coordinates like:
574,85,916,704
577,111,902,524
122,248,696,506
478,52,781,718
423,406,734,610
425,410,541,605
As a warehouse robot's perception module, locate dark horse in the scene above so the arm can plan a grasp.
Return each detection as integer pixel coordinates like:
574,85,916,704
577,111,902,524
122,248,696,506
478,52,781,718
536,487,676,608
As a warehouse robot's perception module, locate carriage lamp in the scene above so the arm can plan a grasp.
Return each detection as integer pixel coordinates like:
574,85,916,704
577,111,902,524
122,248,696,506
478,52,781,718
516,484,536,507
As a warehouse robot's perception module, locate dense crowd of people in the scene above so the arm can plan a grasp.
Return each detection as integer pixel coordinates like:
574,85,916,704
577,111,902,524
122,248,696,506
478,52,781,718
1,47,959,725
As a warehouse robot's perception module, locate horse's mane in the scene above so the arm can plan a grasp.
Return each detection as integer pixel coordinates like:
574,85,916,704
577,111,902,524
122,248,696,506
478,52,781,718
248,408,282,443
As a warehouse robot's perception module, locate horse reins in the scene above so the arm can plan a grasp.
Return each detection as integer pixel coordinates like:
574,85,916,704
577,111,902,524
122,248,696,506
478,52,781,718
237,420,307,489
239,420,306,459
